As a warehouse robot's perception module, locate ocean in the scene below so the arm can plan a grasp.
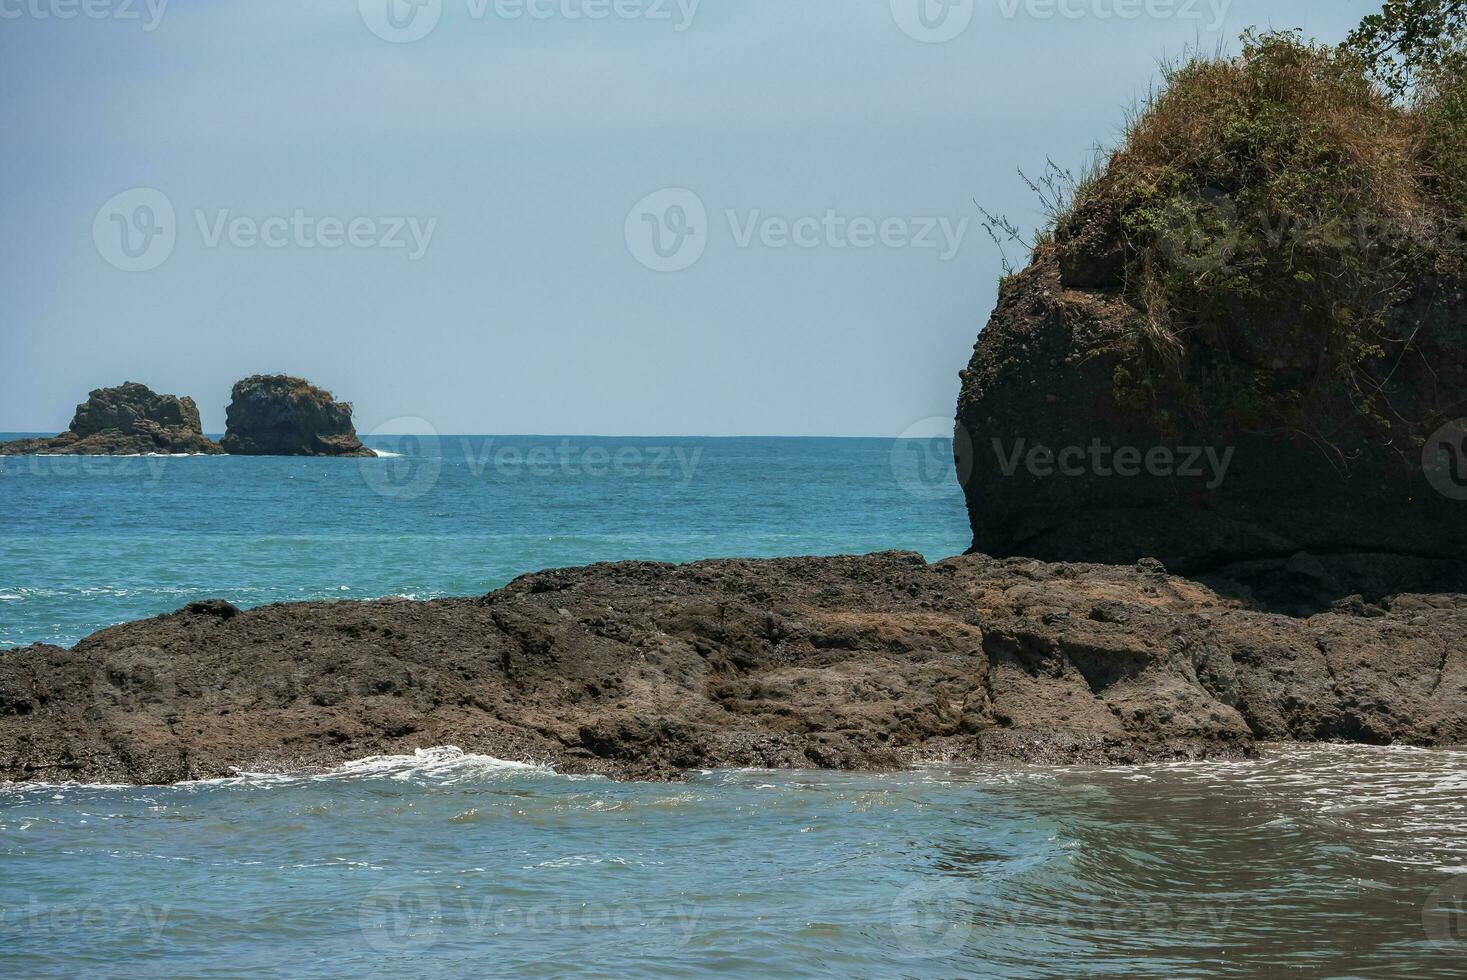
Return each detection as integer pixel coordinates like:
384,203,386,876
0,434,969,649
3,435,1465,976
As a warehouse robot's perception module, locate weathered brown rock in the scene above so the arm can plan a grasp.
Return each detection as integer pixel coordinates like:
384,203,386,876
955,252,1467,581
220,375,373,457
0,382,222,456
2,552,1462,785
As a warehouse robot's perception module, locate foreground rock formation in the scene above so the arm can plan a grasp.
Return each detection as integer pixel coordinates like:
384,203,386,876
1,552,1462,784
0,382,221,456
220,375,373,457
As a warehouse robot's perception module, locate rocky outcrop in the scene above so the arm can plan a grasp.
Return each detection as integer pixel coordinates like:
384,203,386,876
220,375,373,457
1,552,1462,785
955,34,1467,586
955,250,1467,584
0,382,221,455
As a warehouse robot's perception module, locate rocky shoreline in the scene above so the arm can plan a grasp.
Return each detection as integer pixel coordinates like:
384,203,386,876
2,551,1462,785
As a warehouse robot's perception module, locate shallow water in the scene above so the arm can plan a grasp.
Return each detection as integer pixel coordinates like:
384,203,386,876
2,744,1464,977
0,434,968,648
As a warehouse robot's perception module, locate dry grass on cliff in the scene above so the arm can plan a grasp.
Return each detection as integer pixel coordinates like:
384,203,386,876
1103,32,1434,240
1053,28,1467,447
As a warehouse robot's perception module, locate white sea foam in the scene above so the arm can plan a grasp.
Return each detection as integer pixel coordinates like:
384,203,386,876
370,449,403,458
0,780,133,794
190,746,550,788
0,747,550,793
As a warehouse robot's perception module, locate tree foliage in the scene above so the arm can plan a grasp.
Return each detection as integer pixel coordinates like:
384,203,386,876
1347,0,1467,96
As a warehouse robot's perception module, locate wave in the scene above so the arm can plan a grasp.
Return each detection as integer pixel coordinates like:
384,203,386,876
187,746,551,788
1,747,552,793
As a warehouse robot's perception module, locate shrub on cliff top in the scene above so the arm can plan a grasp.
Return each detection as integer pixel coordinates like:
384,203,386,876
1045,12,1467,457
1419,54,1467,221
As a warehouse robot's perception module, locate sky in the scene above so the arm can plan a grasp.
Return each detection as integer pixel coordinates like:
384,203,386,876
0,0,1380,437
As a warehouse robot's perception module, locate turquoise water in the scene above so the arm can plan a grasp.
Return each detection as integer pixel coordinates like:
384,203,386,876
3,745,1465,977
5,437,1467,976
0,434,968,649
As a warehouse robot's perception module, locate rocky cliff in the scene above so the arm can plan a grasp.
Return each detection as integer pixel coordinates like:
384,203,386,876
0,382,221,456
220,375,374,457
956,33,1467,590
956,254,1467,584
2,552,1463,785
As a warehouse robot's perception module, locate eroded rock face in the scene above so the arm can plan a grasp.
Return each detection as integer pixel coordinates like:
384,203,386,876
955,252,1467,580
1,552,1462,785
220,375,373,457
0,382,221,455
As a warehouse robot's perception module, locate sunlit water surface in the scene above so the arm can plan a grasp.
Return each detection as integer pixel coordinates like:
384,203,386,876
3,745,1465,977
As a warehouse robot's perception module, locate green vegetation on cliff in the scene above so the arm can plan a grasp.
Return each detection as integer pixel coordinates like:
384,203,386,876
1001,1,1467,459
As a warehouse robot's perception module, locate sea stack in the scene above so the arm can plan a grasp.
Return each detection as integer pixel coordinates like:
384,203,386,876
956,252,1467,578
0,382,222,455
220,375,374,457
955,40,1467,597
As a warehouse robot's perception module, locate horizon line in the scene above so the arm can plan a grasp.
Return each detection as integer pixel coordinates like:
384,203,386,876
0,430,958,441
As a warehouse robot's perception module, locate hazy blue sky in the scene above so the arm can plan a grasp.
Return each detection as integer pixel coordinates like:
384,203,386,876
1,0,1376,436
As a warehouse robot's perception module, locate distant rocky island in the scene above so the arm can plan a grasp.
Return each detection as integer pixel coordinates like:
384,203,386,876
220,375,374,457
0,383,222,456
0,375,372,458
